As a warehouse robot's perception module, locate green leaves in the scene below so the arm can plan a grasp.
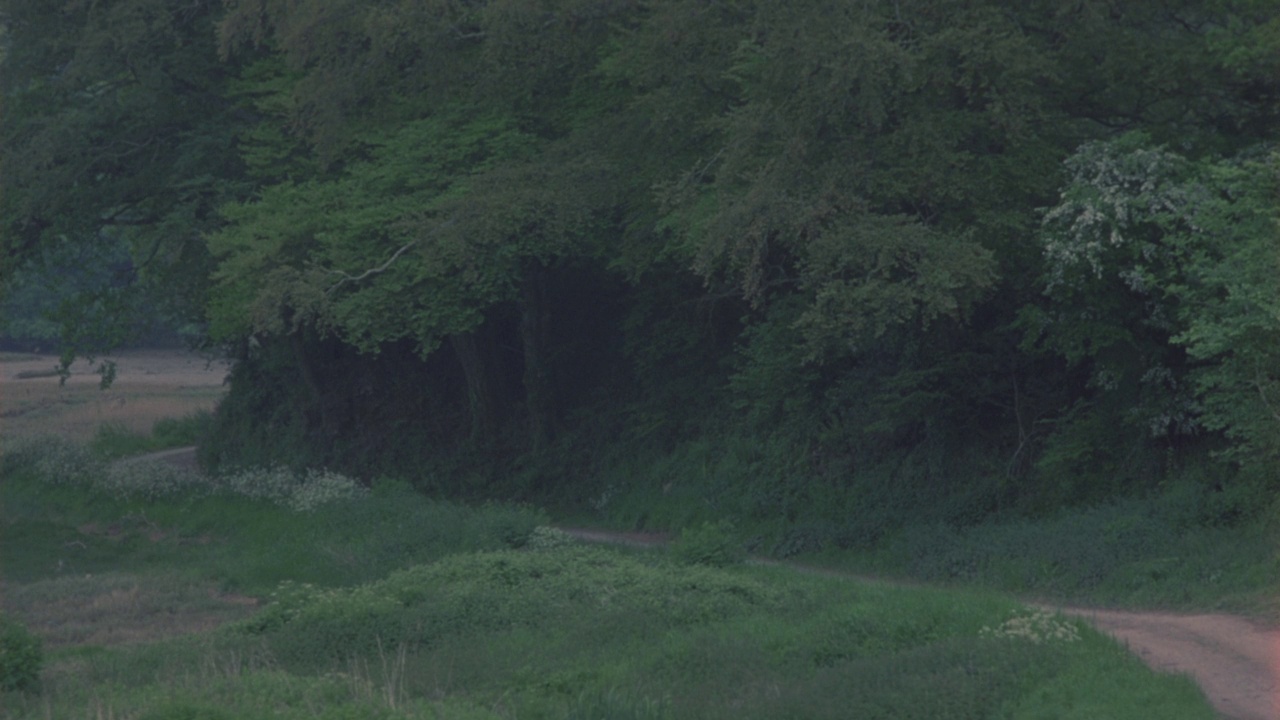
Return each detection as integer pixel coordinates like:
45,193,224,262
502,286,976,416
1035,134,1280,473
797,215,995,358
205,109,557,352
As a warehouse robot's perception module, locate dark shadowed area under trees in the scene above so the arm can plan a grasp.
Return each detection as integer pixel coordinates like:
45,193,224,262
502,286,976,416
4,0,1279,546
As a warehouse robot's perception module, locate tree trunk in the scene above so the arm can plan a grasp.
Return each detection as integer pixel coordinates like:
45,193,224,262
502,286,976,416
289,330,337,440
521,261,555,451
449,331,499,445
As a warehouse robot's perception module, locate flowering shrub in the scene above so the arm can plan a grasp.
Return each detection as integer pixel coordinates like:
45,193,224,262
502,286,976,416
981,609,1081,645
17,437,101,488
219,466,366,512
99,462,208,501
525,526,577,550
287,469,367,512
8,435,366,513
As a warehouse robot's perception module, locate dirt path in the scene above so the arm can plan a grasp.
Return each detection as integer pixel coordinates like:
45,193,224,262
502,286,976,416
559,527,1277,720
112,445,204,474
1051,607,1277,720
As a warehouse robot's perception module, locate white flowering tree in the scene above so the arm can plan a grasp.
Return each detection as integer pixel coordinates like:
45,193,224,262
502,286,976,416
1033,133,1280,479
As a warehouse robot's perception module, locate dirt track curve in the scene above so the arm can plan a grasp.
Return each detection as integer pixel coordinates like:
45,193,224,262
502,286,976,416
139,450,1277,719
1054,607,1277,720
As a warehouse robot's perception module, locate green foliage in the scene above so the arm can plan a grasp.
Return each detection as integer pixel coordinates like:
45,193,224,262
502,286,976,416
670,520,744,568
563,688,671,720
0,612,42,693
13,434,367,508
152,411,214,448
220,467,367,513
524,526,579,551
0,442,1223,720
845,480,1278,610
1,0,247,355
90,412,210,460
1033,135,1280,485
1,438,547,596
137,702,234,720
230,545,786,665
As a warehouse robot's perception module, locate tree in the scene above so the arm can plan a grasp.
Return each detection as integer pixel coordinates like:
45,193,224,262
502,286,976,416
209,0,637,448
1033,133,1280,484
0,0,247,364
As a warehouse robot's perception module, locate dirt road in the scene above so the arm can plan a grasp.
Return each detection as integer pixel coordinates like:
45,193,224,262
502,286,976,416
1054,607,1278,720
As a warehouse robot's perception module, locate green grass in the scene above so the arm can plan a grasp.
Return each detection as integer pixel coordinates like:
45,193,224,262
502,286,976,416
575,431,1278,616
3,553,1214,719
793,495,1279,617
0,447,543,595
88,411,214,459
0,434,1222,719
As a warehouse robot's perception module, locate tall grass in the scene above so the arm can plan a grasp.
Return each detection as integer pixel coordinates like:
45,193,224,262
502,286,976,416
574,429,1278,614
804,491,1279,614
0,436,544,593
89,410,213,459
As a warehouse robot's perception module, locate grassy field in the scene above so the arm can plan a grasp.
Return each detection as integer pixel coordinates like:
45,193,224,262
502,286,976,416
0,435,1218,719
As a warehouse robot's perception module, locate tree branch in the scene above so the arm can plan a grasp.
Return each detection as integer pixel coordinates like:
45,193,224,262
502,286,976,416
325,240,418,294
325,218,457,294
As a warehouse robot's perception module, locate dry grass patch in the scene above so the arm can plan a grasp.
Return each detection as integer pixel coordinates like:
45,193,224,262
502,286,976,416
2,572,258,650
0,350,228,443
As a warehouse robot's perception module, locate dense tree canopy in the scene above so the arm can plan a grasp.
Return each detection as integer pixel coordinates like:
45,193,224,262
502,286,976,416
3,0,1278,517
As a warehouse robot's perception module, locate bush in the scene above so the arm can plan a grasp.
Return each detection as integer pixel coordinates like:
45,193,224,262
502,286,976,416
8,436,101,487
219,466,367,512
670,520,744,567
229,546,787,666
525,526,578,550
0,613,42,693
151,410,212,448
100,462,208,501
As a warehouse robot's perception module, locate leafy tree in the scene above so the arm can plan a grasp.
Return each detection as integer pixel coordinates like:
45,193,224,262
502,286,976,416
1033,133,1280,485
209,0,638,448
0,0,248,361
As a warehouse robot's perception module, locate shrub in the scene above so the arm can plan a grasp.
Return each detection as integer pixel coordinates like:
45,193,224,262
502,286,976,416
151,410,212,448
18,436,101,487
229,546,787,666
525,526,578,550
218,466,366,512
670,520,744,567
0,613,42,693
100,462,208,501
980,609,1082,645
